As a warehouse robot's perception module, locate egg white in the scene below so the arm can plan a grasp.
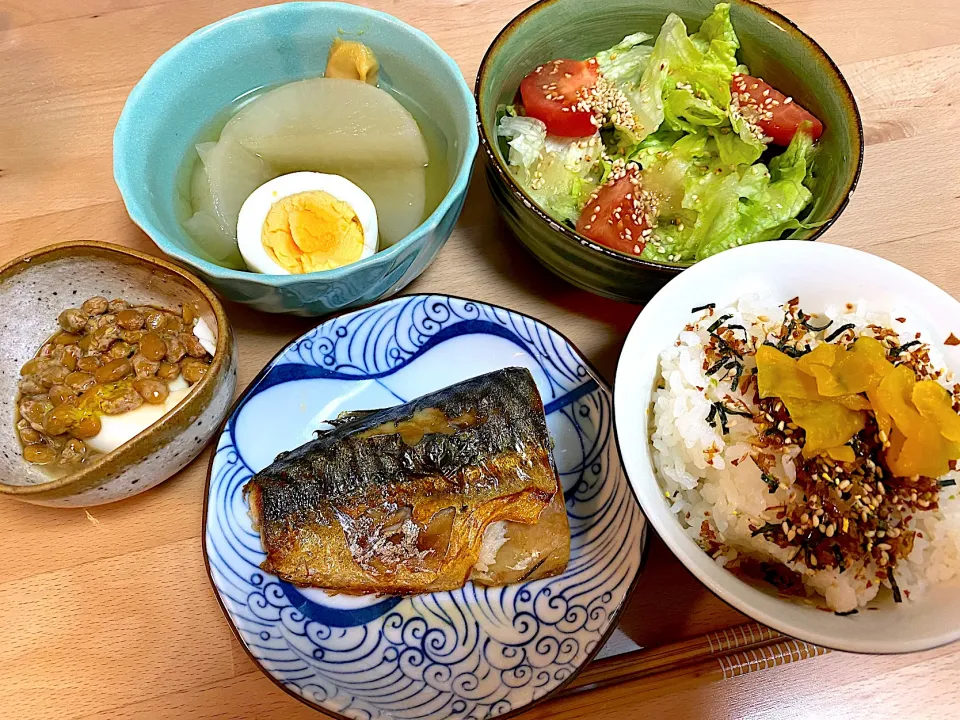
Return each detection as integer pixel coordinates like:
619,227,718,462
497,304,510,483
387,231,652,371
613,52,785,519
237,172,379,275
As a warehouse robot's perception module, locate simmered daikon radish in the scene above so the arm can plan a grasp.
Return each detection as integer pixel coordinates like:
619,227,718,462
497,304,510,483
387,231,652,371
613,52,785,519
335,166,426,246
184,139,272,267
220,78,428,170
180,64,443,269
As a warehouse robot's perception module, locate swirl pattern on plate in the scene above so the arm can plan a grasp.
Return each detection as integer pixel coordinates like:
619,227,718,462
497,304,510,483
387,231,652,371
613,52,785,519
205,294,646,719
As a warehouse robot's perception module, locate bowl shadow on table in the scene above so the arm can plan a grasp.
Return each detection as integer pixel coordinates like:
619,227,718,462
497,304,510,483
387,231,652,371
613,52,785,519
448,160,644,380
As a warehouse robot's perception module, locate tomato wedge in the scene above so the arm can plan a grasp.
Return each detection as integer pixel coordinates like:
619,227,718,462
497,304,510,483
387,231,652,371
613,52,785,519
731,74,824,146
576,166,652,255
519,58,600,138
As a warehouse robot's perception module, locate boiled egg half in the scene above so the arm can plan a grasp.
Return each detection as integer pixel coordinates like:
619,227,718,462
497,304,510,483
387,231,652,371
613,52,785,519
237,172,379,274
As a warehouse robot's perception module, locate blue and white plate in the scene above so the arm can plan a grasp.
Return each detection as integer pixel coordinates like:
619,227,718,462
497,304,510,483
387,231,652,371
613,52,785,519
204,294,647,719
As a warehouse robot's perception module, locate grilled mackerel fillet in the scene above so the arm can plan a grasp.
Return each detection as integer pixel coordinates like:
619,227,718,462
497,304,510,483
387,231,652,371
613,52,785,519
244,367,570,594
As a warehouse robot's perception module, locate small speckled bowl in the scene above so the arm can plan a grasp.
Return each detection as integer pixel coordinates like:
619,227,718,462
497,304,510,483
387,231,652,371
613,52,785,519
0,242,237,507
476,0,863,302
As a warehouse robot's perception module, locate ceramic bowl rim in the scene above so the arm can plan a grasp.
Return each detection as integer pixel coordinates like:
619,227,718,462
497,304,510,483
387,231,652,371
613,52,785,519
613,240,960,654
474,0,864,277
113,1,479,287
201,291,650,720
0,240,233,498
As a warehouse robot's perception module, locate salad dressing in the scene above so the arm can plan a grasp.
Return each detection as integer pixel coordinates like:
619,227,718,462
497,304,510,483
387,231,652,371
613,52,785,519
497,2,823,265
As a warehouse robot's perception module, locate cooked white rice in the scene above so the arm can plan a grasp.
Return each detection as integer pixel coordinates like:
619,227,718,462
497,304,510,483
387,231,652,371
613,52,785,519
651,294,960,612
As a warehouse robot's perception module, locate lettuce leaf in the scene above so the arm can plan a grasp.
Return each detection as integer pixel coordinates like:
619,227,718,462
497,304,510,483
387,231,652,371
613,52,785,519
632,126,687,168
497,114,546,169
640,125,817,262
600,123,642,160
498,114,603,224
595,31,654,87
694,128,816,259
617,4,742,140
539,136,605,222
624,38,671,138
692,2,740,72
709,126,764,165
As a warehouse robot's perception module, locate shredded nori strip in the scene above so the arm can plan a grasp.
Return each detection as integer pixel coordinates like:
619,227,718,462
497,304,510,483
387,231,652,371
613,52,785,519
691,303,716,313
702,312,750,396
714,403,730,434
724,323,750,341
834,609,858,616
751,522,781,537
801,315,833,333
707,314,733,333
730,361,745,392
832,544,846,572
825,323,857,343
766,339,806,358
705,357,730,376
706,404,718,428
710,332,743,358
893,340,921,355
888,567,902,603
760,471,779,494
938,478,957,488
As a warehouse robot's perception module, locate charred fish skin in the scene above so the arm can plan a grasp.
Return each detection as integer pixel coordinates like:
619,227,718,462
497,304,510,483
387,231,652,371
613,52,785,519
244,367,568,595
251,367,555,525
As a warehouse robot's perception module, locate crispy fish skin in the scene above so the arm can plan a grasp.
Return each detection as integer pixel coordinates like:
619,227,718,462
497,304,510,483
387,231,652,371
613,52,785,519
245,367,569,594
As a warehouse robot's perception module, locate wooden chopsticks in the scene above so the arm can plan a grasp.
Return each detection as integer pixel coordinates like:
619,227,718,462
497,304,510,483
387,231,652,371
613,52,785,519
561,622,829,697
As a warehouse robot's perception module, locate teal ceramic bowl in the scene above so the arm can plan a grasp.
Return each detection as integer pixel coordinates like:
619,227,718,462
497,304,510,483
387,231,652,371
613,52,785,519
115,2,477,316
476,0,863,303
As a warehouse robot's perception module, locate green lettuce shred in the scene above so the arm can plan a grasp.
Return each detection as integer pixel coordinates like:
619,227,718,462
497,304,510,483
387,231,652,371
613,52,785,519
496,3,820,263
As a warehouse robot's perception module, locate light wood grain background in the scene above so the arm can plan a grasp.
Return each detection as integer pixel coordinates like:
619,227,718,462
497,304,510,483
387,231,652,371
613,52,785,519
1,0,959,718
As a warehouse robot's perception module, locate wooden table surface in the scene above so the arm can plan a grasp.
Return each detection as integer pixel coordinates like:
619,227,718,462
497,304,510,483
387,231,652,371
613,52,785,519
2,0,959,717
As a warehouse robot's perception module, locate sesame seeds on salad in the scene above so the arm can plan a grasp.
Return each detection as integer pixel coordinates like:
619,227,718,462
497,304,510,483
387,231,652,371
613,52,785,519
497,3,825,264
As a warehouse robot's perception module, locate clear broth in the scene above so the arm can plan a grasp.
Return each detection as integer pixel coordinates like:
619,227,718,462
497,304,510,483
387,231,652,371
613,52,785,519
173,79,450,269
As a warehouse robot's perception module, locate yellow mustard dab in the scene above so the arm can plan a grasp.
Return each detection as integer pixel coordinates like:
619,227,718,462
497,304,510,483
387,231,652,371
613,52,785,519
261,191,366,273
325,38,379,84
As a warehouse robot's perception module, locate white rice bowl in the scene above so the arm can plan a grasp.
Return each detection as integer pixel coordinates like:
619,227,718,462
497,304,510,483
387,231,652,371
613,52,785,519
615,241,960,653
652,293,960,614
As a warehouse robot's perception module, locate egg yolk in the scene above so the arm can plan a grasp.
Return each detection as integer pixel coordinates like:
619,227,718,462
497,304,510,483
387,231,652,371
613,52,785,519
261,191,366,273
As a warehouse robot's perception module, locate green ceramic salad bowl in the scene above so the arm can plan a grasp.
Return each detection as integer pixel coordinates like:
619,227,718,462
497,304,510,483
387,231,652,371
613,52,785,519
476,0,863,302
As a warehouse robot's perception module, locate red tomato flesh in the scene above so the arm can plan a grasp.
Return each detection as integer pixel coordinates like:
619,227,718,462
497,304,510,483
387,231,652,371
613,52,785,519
731,74,824,146
519,58,600,138
576,166,651,255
